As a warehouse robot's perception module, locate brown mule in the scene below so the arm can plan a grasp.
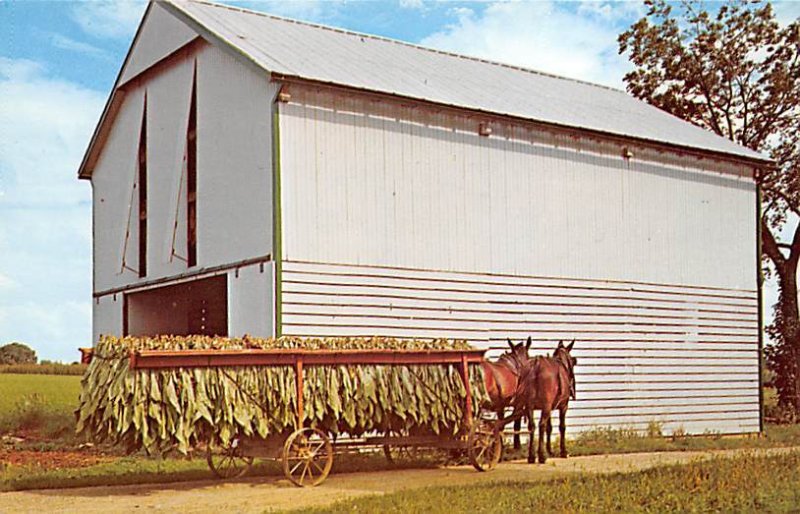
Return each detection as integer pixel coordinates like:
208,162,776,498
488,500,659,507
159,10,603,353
499,340,577,464
481,337,532,448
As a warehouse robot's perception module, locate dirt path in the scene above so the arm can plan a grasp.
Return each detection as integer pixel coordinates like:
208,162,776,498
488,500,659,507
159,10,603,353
2,447,798,513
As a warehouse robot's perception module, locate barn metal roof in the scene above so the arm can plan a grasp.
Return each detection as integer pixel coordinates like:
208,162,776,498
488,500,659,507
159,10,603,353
160,0,766,163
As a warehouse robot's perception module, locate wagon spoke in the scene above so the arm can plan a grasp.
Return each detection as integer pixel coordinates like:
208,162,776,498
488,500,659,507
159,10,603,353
474,444,488,463
290,459,305,475
311,459,325,475
299,462,309,484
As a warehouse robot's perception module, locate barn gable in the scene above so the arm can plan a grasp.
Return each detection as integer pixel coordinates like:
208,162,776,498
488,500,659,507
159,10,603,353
119,2,198,86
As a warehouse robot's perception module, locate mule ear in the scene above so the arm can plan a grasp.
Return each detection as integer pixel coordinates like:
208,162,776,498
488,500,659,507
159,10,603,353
557,340,564,349
526,336,532,350
566,339,575,351
507,338,514,349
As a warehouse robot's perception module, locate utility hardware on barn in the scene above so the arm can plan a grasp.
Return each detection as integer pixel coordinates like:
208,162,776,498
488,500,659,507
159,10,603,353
78,0,771,437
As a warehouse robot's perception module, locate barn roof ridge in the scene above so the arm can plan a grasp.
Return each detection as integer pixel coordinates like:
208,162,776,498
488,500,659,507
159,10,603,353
181,0,627,96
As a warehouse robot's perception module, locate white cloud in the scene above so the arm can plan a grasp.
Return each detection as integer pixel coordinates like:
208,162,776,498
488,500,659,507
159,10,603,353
237,0,339,23
399,0,425,9
420,1,635,89
577,1,645,22
0,272,15,291
71,0,147,39
0,57,44,81
50,33,110,60
0,56,103,361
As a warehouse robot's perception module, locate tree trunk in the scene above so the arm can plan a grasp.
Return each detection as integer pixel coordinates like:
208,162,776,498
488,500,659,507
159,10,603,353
775,254,800,411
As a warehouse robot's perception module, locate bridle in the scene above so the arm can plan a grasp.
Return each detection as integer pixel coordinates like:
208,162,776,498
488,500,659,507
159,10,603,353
554,350,576,400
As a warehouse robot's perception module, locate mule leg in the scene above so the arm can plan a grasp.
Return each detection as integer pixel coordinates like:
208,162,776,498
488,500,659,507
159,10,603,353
559,407,568,458
537,410,549,464
546,416,553,456
527,409,536,464
513,417,522,450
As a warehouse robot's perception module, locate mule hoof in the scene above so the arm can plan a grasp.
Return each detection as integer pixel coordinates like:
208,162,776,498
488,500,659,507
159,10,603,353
560,451,569,459
538,454,547,464
547,448,554,456
527,456,536,464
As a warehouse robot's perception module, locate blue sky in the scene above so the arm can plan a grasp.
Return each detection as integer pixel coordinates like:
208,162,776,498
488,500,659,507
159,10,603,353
1,1,798,362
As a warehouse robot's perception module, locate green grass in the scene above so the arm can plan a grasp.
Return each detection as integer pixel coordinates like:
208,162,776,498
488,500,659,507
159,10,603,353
0,374,82,412
502,423,800,461
300,451,800,513
0,374,82,438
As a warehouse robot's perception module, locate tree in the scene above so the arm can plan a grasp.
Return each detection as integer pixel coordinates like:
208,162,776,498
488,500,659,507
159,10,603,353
619,1,800,414
0,342,37,365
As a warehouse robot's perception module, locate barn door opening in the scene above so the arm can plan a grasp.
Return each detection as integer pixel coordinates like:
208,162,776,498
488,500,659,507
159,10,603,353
124,275,228,337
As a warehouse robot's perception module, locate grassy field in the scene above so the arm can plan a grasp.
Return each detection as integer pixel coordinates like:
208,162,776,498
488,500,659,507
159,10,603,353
300,451,800,514
0,373,82,437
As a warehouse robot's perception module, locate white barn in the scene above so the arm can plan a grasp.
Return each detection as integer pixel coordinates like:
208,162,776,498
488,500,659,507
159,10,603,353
79,0,769,436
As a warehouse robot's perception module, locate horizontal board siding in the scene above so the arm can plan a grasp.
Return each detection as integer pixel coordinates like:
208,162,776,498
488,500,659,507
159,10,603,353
281,261,760,435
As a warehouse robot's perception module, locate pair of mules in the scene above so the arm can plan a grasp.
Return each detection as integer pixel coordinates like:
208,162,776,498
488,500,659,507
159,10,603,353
481,337,577,464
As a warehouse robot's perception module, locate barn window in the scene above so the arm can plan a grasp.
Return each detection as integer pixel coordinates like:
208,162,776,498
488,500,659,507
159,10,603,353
137,93,148,278
187,64,197,267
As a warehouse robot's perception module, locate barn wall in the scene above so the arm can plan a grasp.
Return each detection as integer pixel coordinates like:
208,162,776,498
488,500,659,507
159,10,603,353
278,88,760,435
228,262,275,338
279,89,756,289
91,43,277,339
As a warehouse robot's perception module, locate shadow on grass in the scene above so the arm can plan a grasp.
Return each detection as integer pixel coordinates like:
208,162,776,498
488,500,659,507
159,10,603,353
2,450,440,496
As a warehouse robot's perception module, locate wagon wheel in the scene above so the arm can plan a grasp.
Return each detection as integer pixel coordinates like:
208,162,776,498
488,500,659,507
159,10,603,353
467,419,502,472
282,427,333,487
206,438,254,479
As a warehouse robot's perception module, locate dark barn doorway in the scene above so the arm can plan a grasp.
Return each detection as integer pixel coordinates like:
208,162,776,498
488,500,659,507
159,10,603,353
124,275,228,337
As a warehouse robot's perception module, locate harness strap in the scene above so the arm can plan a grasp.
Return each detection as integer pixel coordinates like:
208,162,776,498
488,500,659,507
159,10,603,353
488,364,506,399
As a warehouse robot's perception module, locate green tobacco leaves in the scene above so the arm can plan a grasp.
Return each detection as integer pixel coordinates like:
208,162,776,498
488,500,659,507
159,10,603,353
76,336,488,455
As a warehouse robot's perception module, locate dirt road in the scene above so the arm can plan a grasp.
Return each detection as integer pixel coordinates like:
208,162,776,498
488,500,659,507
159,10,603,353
2,447,797,513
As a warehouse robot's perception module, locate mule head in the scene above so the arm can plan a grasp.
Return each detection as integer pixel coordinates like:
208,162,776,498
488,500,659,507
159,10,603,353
554,340,577,400
500,337,532,372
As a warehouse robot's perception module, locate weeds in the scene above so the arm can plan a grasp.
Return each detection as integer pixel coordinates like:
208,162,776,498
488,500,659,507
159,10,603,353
0,393,74,439
0,363,87,376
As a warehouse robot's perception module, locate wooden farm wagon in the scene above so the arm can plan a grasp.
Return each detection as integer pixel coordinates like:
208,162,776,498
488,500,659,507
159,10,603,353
126,347,502,486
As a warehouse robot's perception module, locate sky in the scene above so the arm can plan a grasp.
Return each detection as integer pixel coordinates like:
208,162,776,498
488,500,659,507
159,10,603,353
1,0,798,362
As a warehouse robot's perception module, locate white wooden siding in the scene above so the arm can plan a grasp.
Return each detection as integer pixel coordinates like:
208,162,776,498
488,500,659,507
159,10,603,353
279,91,756,290
281,261,759,434
278,89,759,435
